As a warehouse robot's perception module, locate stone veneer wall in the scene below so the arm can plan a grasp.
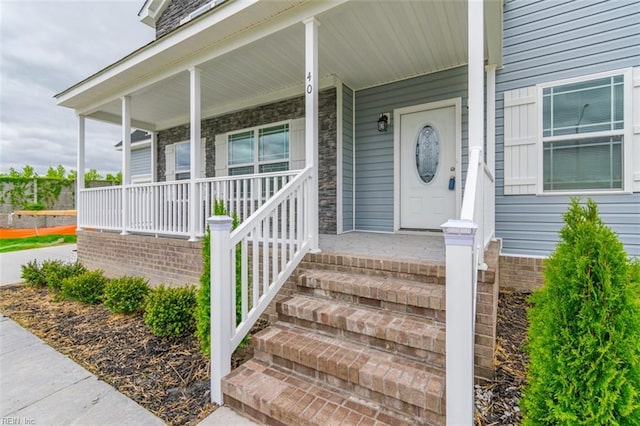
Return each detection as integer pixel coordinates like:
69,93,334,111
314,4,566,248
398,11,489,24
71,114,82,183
155,0,211,39
77,230,203,287
156,88,338,233
499,254,545,292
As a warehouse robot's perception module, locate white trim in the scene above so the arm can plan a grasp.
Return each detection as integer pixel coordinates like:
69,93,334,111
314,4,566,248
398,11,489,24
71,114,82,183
352,87,356,232
336,82,344,234
76,115,85,231
151,131,157,182
393,98,463,232
486,64,496,175
536,67,633,195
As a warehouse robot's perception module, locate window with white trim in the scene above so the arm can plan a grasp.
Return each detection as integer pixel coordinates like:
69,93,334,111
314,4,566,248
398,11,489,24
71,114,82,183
228,123,290,175
541,72,627,192
174,141,190,180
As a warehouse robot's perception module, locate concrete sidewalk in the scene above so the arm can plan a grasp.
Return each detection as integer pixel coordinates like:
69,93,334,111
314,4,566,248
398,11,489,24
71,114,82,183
0,244,78,286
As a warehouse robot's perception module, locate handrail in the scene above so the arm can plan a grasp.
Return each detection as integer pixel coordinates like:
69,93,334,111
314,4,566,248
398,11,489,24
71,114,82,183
209,166,313,404
460,147,482,221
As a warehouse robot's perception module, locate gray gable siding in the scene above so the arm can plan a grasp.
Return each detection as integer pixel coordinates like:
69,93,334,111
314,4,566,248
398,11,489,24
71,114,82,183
131,146,152,177
342,84,354,232
495,0,640,257
354,67,469,232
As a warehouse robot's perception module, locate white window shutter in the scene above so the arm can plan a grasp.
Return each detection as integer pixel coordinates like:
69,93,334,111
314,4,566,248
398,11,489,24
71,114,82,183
503,86,538,195
289,118,306,170
200,137,207,178
632,67,640,192
165,144,175,180
215,134,227,177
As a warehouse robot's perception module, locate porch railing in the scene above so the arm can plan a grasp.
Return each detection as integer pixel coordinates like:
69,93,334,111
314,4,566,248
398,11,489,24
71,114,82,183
442,146,495,425
208,166,313,404
77,170,297,237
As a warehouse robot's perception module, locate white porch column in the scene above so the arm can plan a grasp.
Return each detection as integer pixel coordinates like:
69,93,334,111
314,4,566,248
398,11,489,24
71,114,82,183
486,64,496,175
304,17,319,252
76,114,85,231
442,220,478,426
121,96,132,235
189,67,202,241
468,0,485,153
150,131,158,182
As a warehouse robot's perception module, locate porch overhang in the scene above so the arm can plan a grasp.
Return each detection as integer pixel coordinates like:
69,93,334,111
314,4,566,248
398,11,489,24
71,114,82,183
55,0,503,132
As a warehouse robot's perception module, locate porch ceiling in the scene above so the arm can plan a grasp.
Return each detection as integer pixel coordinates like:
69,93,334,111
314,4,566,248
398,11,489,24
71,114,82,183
57,0,503,132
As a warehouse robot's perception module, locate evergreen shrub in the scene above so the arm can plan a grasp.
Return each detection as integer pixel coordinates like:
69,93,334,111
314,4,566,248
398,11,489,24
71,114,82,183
522,198,640,425
144,285,196,337
41,260,87,292
21,260,46,287
195,200,240,356
60,270,108,304
103,276,150,314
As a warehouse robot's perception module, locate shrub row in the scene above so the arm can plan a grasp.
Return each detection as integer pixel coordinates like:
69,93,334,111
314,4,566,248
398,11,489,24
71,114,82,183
20,260,196,337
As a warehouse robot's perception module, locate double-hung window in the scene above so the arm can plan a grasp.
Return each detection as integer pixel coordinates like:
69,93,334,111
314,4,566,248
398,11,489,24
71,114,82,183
228,123,290,175
541,70,629,192
174,141,191,180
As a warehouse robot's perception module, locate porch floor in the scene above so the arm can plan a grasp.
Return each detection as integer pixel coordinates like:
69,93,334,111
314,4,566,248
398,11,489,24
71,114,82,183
318,231,445,263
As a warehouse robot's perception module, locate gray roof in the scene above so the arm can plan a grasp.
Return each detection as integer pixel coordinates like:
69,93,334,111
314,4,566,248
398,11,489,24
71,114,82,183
114,130,151,147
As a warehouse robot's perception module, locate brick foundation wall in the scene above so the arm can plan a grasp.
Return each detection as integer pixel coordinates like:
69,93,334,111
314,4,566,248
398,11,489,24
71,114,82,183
499,254,545,292
77,230,202,287
157,88,337,233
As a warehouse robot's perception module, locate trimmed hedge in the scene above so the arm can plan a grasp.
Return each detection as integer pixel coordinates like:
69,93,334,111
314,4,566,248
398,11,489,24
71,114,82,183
144,285,196,337
103,276,150,314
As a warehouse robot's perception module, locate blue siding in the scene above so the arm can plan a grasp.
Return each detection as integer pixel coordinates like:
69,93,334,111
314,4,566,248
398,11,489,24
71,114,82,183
496,0,640,256
131,146,152,177
354,67,469,232
342,84,354,232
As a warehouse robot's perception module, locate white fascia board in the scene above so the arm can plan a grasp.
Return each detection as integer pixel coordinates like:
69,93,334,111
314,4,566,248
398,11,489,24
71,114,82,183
156,75,341,131
139,0,171,27
115,139,152,152
57,0,347,116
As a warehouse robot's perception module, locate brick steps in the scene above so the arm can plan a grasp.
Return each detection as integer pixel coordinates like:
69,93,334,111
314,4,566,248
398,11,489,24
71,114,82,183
277,295,445,367
220,246,504,426
253,324,445,422
223,359,430,426
297,269,445,321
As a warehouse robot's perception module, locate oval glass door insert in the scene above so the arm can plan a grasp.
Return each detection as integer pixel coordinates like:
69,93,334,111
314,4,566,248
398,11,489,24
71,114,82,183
415,125,439,183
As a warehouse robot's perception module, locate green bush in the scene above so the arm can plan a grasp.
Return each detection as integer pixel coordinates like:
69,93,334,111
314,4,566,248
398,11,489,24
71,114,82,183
60,270,108,304
195,200,240,356
103,276,150,314
40,260,87,292
21,260,46,287
144,285,196,337
522,199,640,425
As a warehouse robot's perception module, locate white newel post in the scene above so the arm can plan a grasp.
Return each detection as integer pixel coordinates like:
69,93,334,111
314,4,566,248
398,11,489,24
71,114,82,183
189,67,202,241
209,215,233,405
121,96,132,235
442,219,478,426
76,115,85,231
304,17,319,252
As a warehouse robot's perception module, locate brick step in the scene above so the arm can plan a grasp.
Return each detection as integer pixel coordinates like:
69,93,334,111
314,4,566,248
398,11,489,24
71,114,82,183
253,324,446,421
297,269,445,321
222,359,438,426
298,253,446,285
277,295,445,367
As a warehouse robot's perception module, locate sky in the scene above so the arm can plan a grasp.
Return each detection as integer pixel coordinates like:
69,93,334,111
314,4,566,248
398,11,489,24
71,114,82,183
0,0,154,176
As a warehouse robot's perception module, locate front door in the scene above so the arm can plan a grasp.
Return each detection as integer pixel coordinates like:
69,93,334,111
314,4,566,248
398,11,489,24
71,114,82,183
399,105,457,230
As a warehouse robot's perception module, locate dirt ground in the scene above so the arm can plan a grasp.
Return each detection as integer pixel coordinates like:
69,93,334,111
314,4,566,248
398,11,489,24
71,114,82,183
0,285,529,425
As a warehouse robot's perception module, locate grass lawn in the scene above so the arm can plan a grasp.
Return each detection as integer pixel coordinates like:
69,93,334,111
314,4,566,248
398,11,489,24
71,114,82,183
0,235,77,253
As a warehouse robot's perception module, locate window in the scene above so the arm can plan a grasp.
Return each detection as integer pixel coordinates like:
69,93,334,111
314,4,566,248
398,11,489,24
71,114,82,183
228,123,289,175
541,72,627,192
175,141,190,180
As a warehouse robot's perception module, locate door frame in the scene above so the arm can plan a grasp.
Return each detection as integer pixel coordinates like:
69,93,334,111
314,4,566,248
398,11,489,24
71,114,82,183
393,98,462,232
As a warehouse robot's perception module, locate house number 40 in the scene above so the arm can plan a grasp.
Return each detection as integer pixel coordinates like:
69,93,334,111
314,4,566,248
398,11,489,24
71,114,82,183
306,72,313,94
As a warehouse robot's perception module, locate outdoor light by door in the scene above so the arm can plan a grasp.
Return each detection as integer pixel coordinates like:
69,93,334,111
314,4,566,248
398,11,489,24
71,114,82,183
377,113,389,132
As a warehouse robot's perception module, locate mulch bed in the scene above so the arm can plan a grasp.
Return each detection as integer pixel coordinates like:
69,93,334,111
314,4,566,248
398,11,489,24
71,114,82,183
0,284,530,425
475,291,531,425
0,284,264,425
